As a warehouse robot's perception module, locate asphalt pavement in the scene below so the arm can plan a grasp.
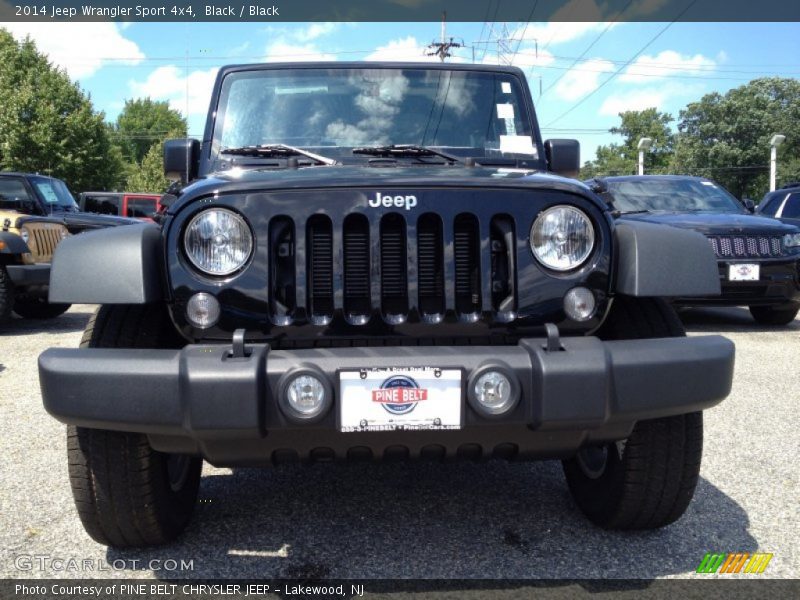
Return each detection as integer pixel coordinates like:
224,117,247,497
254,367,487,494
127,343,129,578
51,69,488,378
1,305,797,582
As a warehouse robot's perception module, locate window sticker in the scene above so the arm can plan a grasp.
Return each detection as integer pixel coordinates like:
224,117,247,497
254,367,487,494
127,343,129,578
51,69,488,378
496,103,515,119
36,183,59,204
701,181,717,187
501,82,512,94
499,135,535,155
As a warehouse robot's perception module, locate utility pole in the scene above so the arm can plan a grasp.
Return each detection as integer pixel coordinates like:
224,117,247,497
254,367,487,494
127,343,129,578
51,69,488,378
426,11,463,62
770,134,786,191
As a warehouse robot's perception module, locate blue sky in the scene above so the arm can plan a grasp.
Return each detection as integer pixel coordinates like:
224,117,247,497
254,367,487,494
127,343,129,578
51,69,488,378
4,21,800,161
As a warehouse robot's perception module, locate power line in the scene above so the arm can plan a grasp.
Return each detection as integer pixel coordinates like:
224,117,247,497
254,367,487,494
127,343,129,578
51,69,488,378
539,0,634,99
544,0,699,128
508,1,539,65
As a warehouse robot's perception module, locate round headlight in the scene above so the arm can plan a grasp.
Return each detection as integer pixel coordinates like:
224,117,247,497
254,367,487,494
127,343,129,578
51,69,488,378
184,208,253,276
530,206,595,271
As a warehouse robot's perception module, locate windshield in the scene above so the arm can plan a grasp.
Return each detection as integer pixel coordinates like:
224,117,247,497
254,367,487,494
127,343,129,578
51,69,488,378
211,67,537,162
32,176,79,210
606,179,746,213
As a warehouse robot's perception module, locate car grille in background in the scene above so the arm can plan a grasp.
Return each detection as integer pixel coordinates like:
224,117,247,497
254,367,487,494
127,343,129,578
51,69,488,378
707,235,784,259
23,225,62,262
269,213,518,325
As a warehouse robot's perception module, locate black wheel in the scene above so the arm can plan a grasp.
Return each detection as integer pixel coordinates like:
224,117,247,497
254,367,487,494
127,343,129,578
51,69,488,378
749,303,800,326
68,305,201,547
0,266,12,325
12,296,71,319
563,296,703,530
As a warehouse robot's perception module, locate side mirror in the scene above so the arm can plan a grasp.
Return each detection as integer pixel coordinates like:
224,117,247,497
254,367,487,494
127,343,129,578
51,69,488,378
544,139,580,179
742,198,755,212
164,139,200,185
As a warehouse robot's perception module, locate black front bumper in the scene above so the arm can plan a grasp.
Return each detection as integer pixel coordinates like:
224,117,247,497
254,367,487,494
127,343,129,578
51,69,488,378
675,258,800,306
6,263,50,287
39,335,735,466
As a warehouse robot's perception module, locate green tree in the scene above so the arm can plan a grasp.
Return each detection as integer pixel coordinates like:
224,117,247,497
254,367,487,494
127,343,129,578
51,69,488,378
125,137,175,193
114,98,187,164
0,29,124,192
581,108,674,178
671,77,800,199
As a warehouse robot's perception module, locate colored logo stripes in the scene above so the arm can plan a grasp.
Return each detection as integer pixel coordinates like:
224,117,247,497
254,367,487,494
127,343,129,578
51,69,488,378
696,552,773,574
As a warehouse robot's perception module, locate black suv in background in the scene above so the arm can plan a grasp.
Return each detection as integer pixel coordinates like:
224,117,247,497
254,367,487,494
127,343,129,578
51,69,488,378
0,172,138,233
590,175,800,325
758,182,800,227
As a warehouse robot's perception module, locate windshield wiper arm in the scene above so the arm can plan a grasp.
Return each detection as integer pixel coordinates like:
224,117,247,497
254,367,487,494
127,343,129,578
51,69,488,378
352,144,463,164
220,144,339,165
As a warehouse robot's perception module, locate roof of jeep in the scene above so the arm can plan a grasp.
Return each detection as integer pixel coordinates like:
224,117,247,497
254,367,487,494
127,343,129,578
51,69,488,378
216,61,527,77
0,171,59,181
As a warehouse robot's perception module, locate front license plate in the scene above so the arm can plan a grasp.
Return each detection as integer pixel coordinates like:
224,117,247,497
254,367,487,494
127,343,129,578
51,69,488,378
339,367,462,432
728,263,760,281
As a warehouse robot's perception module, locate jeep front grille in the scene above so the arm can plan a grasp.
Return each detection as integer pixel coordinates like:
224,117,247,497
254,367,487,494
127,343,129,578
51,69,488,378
707,235,784,259
23,224,63,262
268,212,518,325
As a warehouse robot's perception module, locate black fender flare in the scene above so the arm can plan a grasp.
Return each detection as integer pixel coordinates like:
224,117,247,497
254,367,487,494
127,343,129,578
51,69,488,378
49,224,163,304
0,231,31,254
614,220,721,297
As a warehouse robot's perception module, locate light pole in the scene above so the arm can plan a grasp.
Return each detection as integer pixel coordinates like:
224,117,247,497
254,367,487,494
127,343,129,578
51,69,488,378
769,134,786,191
637,137,653,176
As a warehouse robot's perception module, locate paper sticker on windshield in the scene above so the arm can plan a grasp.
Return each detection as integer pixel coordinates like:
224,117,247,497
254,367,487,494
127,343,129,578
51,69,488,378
701,181,717,187
497,103,515,119
35,183,59,204
501,82,512,94
499,135,535,155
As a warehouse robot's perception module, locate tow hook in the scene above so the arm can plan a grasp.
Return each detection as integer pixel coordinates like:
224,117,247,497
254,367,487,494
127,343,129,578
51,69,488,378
230,328,250,358
544,323,564,353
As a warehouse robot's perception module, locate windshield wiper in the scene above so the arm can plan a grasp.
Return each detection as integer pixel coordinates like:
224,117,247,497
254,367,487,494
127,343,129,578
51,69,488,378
613,209,651,217
352,144,463,164
220,144,339,166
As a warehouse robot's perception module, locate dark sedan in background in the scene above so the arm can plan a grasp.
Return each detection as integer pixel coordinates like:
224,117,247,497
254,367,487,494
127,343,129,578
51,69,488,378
758,182,800,227
588,175,800,325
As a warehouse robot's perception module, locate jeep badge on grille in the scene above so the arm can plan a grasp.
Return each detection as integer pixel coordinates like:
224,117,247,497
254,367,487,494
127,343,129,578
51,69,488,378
369,192,418,210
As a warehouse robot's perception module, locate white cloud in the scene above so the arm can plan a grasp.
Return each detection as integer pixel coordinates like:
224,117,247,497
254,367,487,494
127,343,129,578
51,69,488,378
264,41,336,62
4,23,144,80
598,81,706,116
129,66,218,117
555,59,614,101
512,22,613,47
364,36,439,62
620,50,716,83
293,23,339,42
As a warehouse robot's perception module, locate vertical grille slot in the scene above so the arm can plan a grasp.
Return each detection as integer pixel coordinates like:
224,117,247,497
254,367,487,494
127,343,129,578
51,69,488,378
490,215,516,315
307,215,333,320
380,213,408,318
417,213,445,318
454,213,481,316
268,216,296,324
343,214,371,319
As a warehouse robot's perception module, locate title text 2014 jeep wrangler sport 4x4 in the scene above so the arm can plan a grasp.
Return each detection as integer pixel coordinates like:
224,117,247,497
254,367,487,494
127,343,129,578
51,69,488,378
39,63,735,547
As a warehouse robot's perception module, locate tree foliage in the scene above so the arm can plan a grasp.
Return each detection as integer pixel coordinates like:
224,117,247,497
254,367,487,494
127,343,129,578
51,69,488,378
581,108,674,179
671,77,800,198
114,98,187,164
0,29,124,192
125,137,175,194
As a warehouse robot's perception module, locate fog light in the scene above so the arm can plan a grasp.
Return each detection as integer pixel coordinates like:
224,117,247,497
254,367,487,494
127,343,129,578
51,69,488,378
280,370,332,422
186,292,220,328
564,287,596,322
468,367,520,417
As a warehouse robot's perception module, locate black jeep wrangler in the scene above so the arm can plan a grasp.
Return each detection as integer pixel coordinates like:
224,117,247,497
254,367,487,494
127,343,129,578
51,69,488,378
39,63,735,547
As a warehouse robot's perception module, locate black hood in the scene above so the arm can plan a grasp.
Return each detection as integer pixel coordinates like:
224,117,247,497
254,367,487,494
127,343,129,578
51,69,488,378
168,164,601,212
618,211,799,236
56,211,139,234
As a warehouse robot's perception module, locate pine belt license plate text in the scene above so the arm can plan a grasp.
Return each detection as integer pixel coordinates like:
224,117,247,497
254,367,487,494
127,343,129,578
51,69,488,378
339,368,462,432
728,263,760,281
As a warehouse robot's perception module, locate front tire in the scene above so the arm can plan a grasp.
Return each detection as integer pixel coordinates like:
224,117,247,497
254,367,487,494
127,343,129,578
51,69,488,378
562,297,703,529
68,305,201,547
749,302,799,326
0,266,12,325
12,296,71,319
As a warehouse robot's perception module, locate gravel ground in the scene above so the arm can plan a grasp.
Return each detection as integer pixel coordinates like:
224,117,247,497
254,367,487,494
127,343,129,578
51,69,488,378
1,304,797,581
